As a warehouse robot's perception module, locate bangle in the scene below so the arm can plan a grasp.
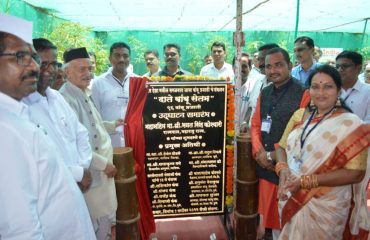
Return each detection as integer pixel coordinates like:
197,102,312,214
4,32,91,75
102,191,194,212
300,175,319,189
275,162,289,176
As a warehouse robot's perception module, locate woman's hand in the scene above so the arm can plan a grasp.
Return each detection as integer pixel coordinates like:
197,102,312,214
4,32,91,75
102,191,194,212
278,168,291,200
284,175,301,196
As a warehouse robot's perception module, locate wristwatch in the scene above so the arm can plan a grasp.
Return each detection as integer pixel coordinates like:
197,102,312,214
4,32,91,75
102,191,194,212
266,151,272,161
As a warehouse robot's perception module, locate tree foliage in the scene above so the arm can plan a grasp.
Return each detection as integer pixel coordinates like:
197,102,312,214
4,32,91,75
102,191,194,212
42,22,109,75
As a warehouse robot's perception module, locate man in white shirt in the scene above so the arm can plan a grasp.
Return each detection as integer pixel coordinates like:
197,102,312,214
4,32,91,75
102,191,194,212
249,51,261,79
92,42,138,147
337,51,370,123
143,49,161,77
0,14,95,239
232,52,253,129
200,41,234,82
23,38,93,192
336,50,370,237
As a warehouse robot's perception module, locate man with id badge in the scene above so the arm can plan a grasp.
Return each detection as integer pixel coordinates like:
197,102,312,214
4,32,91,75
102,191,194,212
250,47,310,240
92,42,138,147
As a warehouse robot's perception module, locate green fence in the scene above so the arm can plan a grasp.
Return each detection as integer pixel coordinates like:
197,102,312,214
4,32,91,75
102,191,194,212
2,0,369,75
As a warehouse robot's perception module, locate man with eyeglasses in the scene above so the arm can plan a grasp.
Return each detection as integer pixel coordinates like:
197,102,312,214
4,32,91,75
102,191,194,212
0,14,95,239
23,38,93,194
336,51,370,239
337,51,370,123
92,42,137,147
143,49,161,77
291,36,321,87
158,43,192,78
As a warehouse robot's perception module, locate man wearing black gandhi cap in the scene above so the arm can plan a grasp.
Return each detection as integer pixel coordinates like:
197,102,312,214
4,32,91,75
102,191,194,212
60,47,125,240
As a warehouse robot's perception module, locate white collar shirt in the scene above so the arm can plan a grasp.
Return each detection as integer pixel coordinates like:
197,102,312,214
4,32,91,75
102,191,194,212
91,71,138,147
340,80,370,123
200,62,235,83
240,73,261,122
23,88,92,182
0,91,95,239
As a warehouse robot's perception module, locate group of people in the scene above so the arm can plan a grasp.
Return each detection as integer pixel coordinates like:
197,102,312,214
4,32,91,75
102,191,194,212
1,12,370,240
0,15,120,239
244,37,370,239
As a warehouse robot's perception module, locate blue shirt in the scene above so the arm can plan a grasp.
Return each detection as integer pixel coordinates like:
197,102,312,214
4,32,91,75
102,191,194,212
291,62,321,87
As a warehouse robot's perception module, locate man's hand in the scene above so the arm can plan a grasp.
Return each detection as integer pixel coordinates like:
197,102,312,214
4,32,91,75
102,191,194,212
256,150,275,171
104,163,117,178
78,169,92,192
115,118,125,128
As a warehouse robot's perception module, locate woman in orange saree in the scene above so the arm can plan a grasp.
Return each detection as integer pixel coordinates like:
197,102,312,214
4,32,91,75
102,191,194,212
275,65,370,240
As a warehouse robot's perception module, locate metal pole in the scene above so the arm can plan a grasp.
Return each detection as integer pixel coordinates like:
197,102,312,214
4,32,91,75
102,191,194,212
294,0,300,40
234,0,243,136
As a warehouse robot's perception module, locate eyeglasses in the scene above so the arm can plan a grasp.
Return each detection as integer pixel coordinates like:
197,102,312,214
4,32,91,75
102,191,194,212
40,61,59,69
0,51,40,66
335,63,354,70
164,52,178,58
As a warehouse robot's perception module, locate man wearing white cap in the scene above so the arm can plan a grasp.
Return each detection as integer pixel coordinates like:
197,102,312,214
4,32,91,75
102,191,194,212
60,47,119,240
0,14,96,239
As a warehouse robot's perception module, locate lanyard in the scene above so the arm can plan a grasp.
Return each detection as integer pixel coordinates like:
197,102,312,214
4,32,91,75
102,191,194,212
341,88,355,104
112,74,129,96
300,107,335,150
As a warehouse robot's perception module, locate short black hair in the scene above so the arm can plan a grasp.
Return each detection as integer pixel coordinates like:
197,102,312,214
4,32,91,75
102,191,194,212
144,49,159,58
232,52,251,67
336,50,363,66
211,41,226,51
294,36,314,48
258,43,280,52
33,38,57,52
308,64,341,89
110,42,131,56
204,54,211,59
265,47,290,64
163,43,181,55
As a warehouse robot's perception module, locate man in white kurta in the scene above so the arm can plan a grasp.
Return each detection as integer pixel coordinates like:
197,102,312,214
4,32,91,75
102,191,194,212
60,47,119,240
0,14,95,239
92,42,138,147
23,38,92,190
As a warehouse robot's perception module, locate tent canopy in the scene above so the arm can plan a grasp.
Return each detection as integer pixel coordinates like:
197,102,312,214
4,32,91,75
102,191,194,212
22,0,369,33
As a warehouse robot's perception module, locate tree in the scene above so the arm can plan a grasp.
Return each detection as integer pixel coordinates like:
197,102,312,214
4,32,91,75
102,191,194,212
43,22,109,75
